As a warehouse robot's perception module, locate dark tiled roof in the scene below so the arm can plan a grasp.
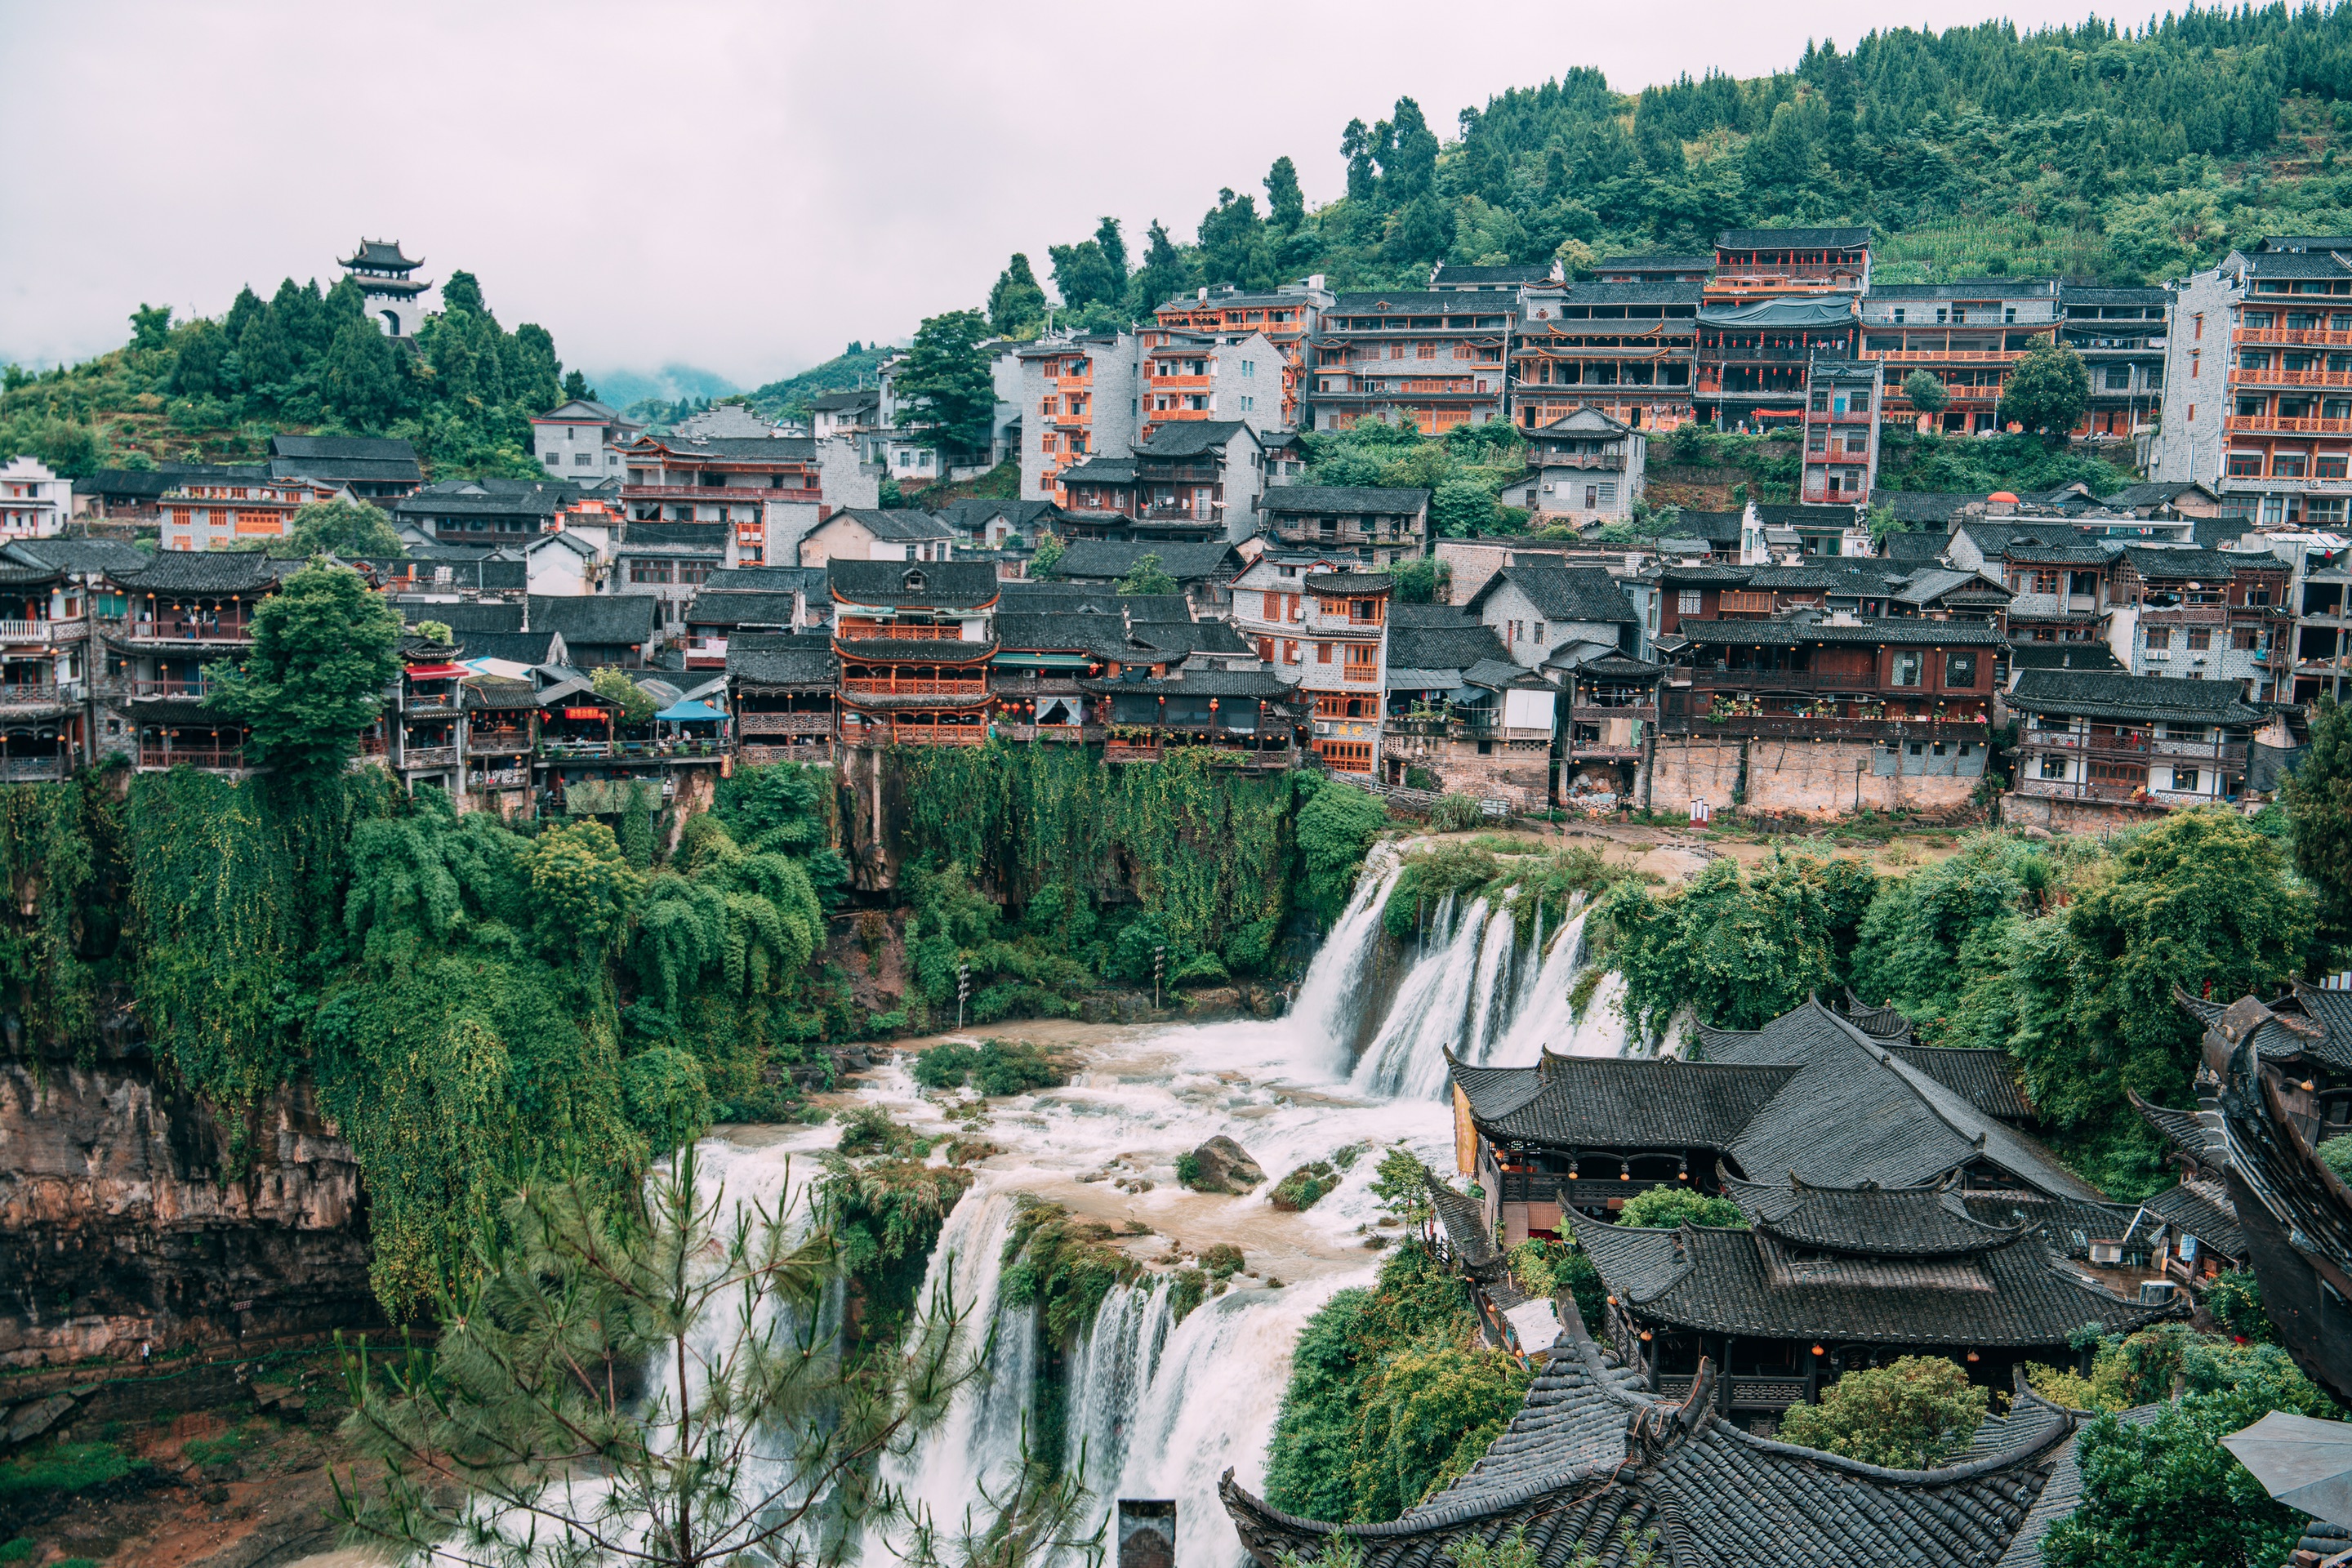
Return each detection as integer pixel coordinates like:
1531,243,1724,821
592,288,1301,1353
1135,619,1252,658
1051,541,1239,582
623,522,731,550
932,497,1057,532
1057,455,1138,486
1663,510,1744,544
111,552,294,594
2127,1089,2228,1174
1567,1207,2178,1345
826,508,956,541
2006,643,2125,674
1542,281,1706,305
1871,490,1984,525
2002,543,2113,565
827,559,1001,608
1261,484,1430,514
1120,592,1194,624
2100,482,2211,508
1840,991,1913,1040
1889,1046,2037,1122
2141,1177,2244,1262
1722,1174,2029,1257
1432,263,1557,284
266,434,423,483
631,434,817,461
3,538,152,575
1452,1052,1799,1152
2007,668,2262,725
1468,564,1637,625
1718,226,1872,248
1953,520,2080,555
453,630,564,666
1324,292,1519,315
1677,618,2005,648
532,595,658,649
1391,602,1480,628
1994,1406,2164,1568
1867,280,2061,301
1882,531,1953,564
2244,250,2352,277
461,675,538,710
1389,625,1511,673
701,565,824,595
1135,421,1258,459
1695,1002,2102,1200
728,633,837,686
2118,546,2250,579
1080,668,1290,699
991,613,1133,658
1304,572,1394,594
684,592,798,628
1223,1293,2084,1568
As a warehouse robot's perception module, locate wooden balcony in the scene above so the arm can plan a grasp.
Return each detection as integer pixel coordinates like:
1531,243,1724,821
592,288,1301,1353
1859,346,2019,363
885,727,986,746
1668,715,1991,742
841,677,986,696
622,483,808,501
113,615,252,643
1572,703,1657,723
2225,415,2352,434
2137,605,2228,625
0,681,76,709
835,620,966,641
0,618,87,645
2230,368,2352,388
737,711,833,735
398,745,459,769
138,746,246,772
464,732,534,756
2234,327,2352,347
0,755,70,781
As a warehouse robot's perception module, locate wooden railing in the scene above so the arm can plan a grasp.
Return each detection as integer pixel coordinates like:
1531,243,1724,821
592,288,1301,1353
399,745,459,769
0,683,77,706
119,616,252,642
1858,347,2019,363
2225,415,2352,434
738,711,833,735
842,677,985,696
0,755,69,780
1669,715,1991,742
138,746,245,770
2234,327,2352,346
1730,1378,1811,1411
835,621,965,641
465,731,534,755
885,727,986,746
2230,368,2352,387
0,619,87,644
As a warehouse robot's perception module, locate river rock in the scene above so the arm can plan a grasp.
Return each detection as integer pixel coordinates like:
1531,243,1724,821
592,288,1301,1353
1183,1136,1265,1194
4,1392,75,1446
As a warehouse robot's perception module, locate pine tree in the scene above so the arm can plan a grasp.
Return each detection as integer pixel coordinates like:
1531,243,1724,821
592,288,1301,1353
321,321,401,428
1265,156,1307,231
894,310,997,454
987,254,1047,336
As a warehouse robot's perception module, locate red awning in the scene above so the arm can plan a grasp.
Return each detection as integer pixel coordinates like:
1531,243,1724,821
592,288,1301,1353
405,663,469,679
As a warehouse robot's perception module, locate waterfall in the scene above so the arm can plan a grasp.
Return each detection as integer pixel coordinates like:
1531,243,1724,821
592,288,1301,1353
1286,851,1405,1074
1462,897,1521,1065
1559,968,1633,1058
877,1189,1042,1546
1349,894,1487,1100
1485,907,1588,1067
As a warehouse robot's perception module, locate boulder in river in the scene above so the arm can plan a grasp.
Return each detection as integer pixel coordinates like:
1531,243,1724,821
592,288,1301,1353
1179,1135,1265,1194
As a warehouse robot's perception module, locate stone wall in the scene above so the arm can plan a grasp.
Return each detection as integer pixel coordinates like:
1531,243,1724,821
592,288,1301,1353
1651,735,1984,817
0,1047,376,1370
1650,736,1745,811
2002,791,2171,835
1387,737,1552,810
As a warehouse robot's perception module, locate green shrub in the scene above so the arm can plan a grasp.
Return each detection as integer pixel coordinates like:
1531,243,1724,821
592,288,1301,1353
1616,1187,1745,1229
1270,1160,1342,1212
1169,951,1231,988
1509,1238,1605,1330
1167,1266,1209,1322
1202,1243,1246,1279
1174,1152,1203,1188
1432,794,1486,833
1000,1196,1139,1343
0,1539,35,1562
2320,1134,2352,1183
1777,1356,1989,1468
909,1039,1067,1096
0,1441,139,1500
1405,765,1441,791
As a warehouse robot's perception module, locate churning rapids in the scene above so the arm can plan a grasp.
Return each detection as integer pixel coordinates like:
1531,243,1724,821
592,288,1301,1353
696,852,1636,1568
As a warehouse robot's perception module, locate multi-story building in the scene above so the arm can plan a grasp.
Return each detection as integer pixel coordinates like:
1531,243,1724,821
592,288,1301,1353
1695,228,1868,431
1500,411,1645,524
1137,331,1286,443
2251,530,2352,702
1152,278,1331,426
0,560,88,781
1591,254,1713,285
267,434,422,500
94,553,292,775
1304,292,1514,434
1463,564,1640,678
2156,236,2352,525
1229,553,1387,770
2007,669,2261,829
1509,281,1702,431
1130,421,1270,544
158,474,348,551
1380,604,1556,808
0,458,71,540
1018,334,1143,503
1653,617,2003,815
2111,543,2292,699
798,507,956,567
1259,484,1428,565
1859,279,2060,433
613,523,738,639
2061,285,2169,440
1998,537,2115,652
530,399,644,482
728,634,838,765
831,559,1000,749
619,432,830,566
1797,359,1882,503
394,478,583,546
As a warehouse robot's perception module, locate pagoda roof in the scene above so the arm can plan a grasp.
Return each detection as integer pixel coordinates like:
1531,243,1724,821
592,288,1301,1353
832,637,997,666
1564,1205,2180,1346
2175,983,2352,1071
1888,1045,2037,1122
2139,1176,2245,1263
1449,1051,1797,1152
1840,989,1914,1040
2219,1040,2352,1301
341,238,424,271
1719,1170,2031,1258
2127,1089,2229,1174
1222,1294,2086,1568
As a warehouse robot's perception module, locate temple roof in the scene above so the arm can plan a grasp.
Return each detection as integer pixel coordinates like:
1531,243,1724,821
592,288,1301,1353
2140,1176,2245,1263
2127,1088,2229,1175
1450,1052,1798,1152
827,559,1000,609
1841,990,1914,1041
2177,984,2352,1071
1222,1296,2082,1568
1565,1206,2180,1345
341,238,424,271
2221,1040,2352,1295
1694,1003,2101,1199
1889,1045,2037,1123
1721,1172,2031,1258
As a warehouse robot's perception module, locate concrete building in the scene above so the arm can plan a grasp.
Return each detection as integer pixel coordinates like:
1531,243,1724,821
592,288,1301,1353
1137,330,1288,443
798,508,957,567
0,457,73,540
1018,334,1143,503
2007,668,2261,831
2108,543,2293,699
1798,359,1882,503
2154,236,2352,525
530,399,645,482
1304,292,1514,434
1131,421,1271,543
1463,564,1640,676
1859,279,2060,433
1509,281,1703,431
1260,484,1428,565
1380,602,1556,809
157,474,350,551
1152,279,1332,427
2061,285,2169,441
619,432,840,567
1502,409,1646,524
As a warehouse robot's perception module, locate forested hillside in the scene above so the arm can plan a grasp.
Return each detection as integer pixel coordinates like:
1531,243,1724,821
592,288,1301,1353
1010,7,2352,334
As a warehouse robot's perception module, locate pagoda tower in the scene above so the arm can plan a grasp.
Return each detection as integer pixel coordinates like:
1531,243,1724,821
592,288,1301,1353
339,238,431,339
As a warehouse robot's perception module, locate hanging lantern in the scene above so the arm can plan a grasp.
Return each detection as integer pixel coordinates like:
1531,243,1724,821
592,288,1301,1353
1811,1344,1825,1357
1638,1329,1653,1342
1965,1349,1980,1363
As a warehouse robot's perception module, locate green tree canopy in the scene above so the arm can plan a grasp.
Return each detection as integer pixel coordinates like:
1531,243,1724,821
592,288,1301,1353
1900,368,1949,415
204,562,400,780
894,310,997,455
2285,696,2352,964
1998,341,2091,437
287,498,403,559
1118,553,1178,595
1776,1356,1989,1469
987,252,1048,336
591,665,658,725
1616,1187,1745,1229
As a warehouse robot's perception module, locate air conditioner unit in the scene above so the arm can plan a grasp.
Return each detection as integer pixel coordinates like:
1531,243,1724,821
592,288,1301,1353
2137,1280,2178,1306
2145,648,2169,661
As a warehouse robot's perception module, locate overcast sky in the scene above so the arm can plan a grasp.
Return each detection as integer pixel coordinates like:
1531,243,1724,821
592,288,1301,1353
2,0,2150,392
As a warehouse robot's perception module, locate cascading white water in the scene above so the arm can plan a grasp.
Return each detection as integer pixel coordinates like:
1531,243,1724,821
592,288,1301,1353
1285,851,1405,1073
1479,907,1588,1067
1349,893,1490,1099
1462,896,1520,1064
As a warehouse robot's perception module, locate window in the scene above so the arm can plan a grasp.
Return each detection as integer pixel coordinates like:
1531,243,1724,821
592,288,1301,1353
1891,651,1923,687
1282,639,1298,664
629,559,675,585
2105,366,2133,390
2039,754,2070,780
543,452,560,466
1945,652,1977,687
1677,589,1702,615
2172,766,2202,791
2145,627,2171,649
1316,642,1333,663
2236,628,2261,651
1533,621,1547,644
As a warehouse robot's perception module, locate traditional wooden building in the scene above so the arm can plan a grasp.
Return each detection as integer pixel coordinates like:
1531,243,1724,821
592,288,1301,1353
1304,292,1514,434
0,563,88,780
94,552,294,775
1079,665,1302,768
1259,484,1429,567
1860,279,2063,434
727,634,837,764
1223,1299,2099,1568
2007,669,2261,826
1152,282,1332,428
1569,1174,2180,1431
1508,281,1701,432
830,559,1000,749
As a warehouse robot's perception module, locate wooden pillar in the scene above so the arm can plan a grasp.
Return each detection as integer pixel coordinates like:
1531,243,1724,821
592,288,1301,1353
1717,1335,1735,1416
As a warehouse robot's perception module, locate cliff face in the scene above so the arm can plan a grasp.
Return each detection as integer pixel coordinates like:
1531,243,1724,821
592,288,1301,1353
0,1044,379,1369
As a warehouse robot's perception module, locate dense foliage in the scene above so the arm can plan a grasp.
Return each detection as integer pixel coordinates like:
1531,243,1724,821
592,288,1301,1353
1260,1238,1532,1524
4,267,570,478
1774,1356,1989,1468
2284,695,2352,962
1603,850,1876,1036
206,562,403,781
1614,1187,1745,1230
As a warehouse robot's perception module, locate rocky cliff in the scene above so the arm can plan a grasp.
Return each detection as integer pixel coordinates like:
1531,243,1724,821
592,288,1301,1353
0,1032,379,1369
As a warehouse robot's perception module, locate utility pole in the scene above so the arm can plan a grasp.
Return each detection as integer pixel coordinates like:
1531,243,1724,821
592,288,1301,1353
1153,944,1166,1011
956,961,970,1032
